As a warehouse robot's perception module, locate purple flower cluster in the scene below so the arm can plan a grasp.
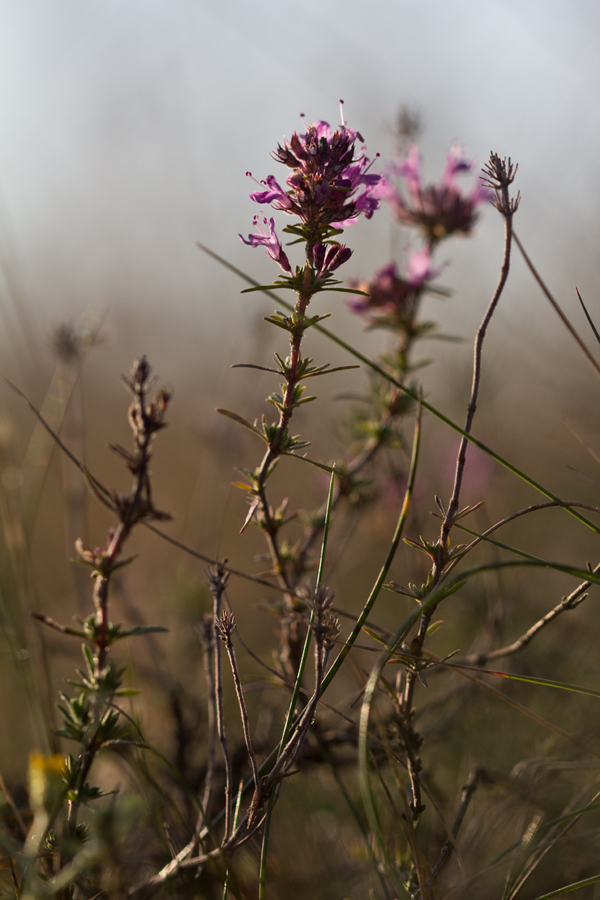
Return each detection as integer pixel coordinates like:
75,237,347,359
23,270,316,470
240,113,382,275
379,143,490,243
254,119,381,230
347,250,441,326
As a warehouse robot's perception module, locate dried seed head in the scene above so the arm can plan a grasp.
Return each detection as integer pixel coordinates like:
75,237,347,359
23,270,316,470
310,585,341,650
131,355,151,386
481,153,521,215
215,610,236,640
205,560,230,596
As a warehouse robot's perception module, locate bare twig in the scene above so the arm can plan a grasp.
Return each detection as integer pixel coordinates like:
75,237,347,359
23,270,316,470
456,564,599,666
437,154,519,570
432,765,485,879
206,561,234,839
199,614,217,818
216,611,261,792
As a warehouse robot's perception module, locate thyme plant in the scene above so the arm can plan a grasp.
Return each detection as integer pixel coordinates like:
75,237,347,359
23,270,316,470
3,105,600,900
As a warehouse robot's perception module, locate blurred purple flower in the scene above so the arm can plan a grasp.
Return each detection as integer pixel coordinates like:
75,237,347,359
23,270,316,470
405,247,441,284
347,249,441,326
381,143,491,242
239,215,292,273
247,116,382,232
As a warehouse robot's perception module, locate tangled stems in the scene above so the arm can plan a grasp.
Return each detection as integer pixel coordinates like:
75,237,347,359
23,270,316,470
280,145,490,598
398,154,520,819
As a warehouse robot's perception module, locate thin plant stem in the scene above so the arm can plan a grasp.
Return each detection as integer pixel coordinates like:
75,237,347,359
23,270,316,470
201,614,217,817
222,780,245,900
280,466,336,748
312,730,393,900
218,614,260,791
513,231,600,379
207,562,234,840
431,765,484,879
453,563,600,667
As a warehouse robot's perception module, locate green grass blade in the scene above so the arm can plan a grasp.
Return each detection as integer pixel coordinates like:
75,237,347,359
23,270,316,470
450,664,600,700
532,874,600,898
576,287,600,347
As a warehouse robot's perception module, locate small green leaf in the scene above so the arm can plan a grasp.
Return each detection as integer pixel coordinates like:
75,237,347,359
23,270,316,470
216,408,266,440
300,364,360,379
118,625,169,638
231,363,279,374
436,579,467,601
362,625,390,646
263,315,294,331
323,287,370,295
82,643,94,672
281,453,337,474
241,283,295,293
426,620,444,637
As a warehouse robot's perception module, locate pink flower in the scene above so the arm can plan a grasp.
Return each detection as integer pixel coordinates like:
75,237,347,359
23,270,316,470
247,117,382,232
384,143,491,242
239,215,292,273
406,247,442,285
347,248,441,327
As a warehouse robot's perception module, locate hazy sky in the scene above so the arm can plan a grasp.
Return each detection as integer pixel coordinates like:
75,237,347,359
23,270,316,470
1,0,599,379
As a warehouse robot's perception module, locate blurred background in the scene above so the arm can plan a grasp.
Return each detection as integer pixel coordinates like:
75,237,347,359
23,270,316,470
2,3,600,893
